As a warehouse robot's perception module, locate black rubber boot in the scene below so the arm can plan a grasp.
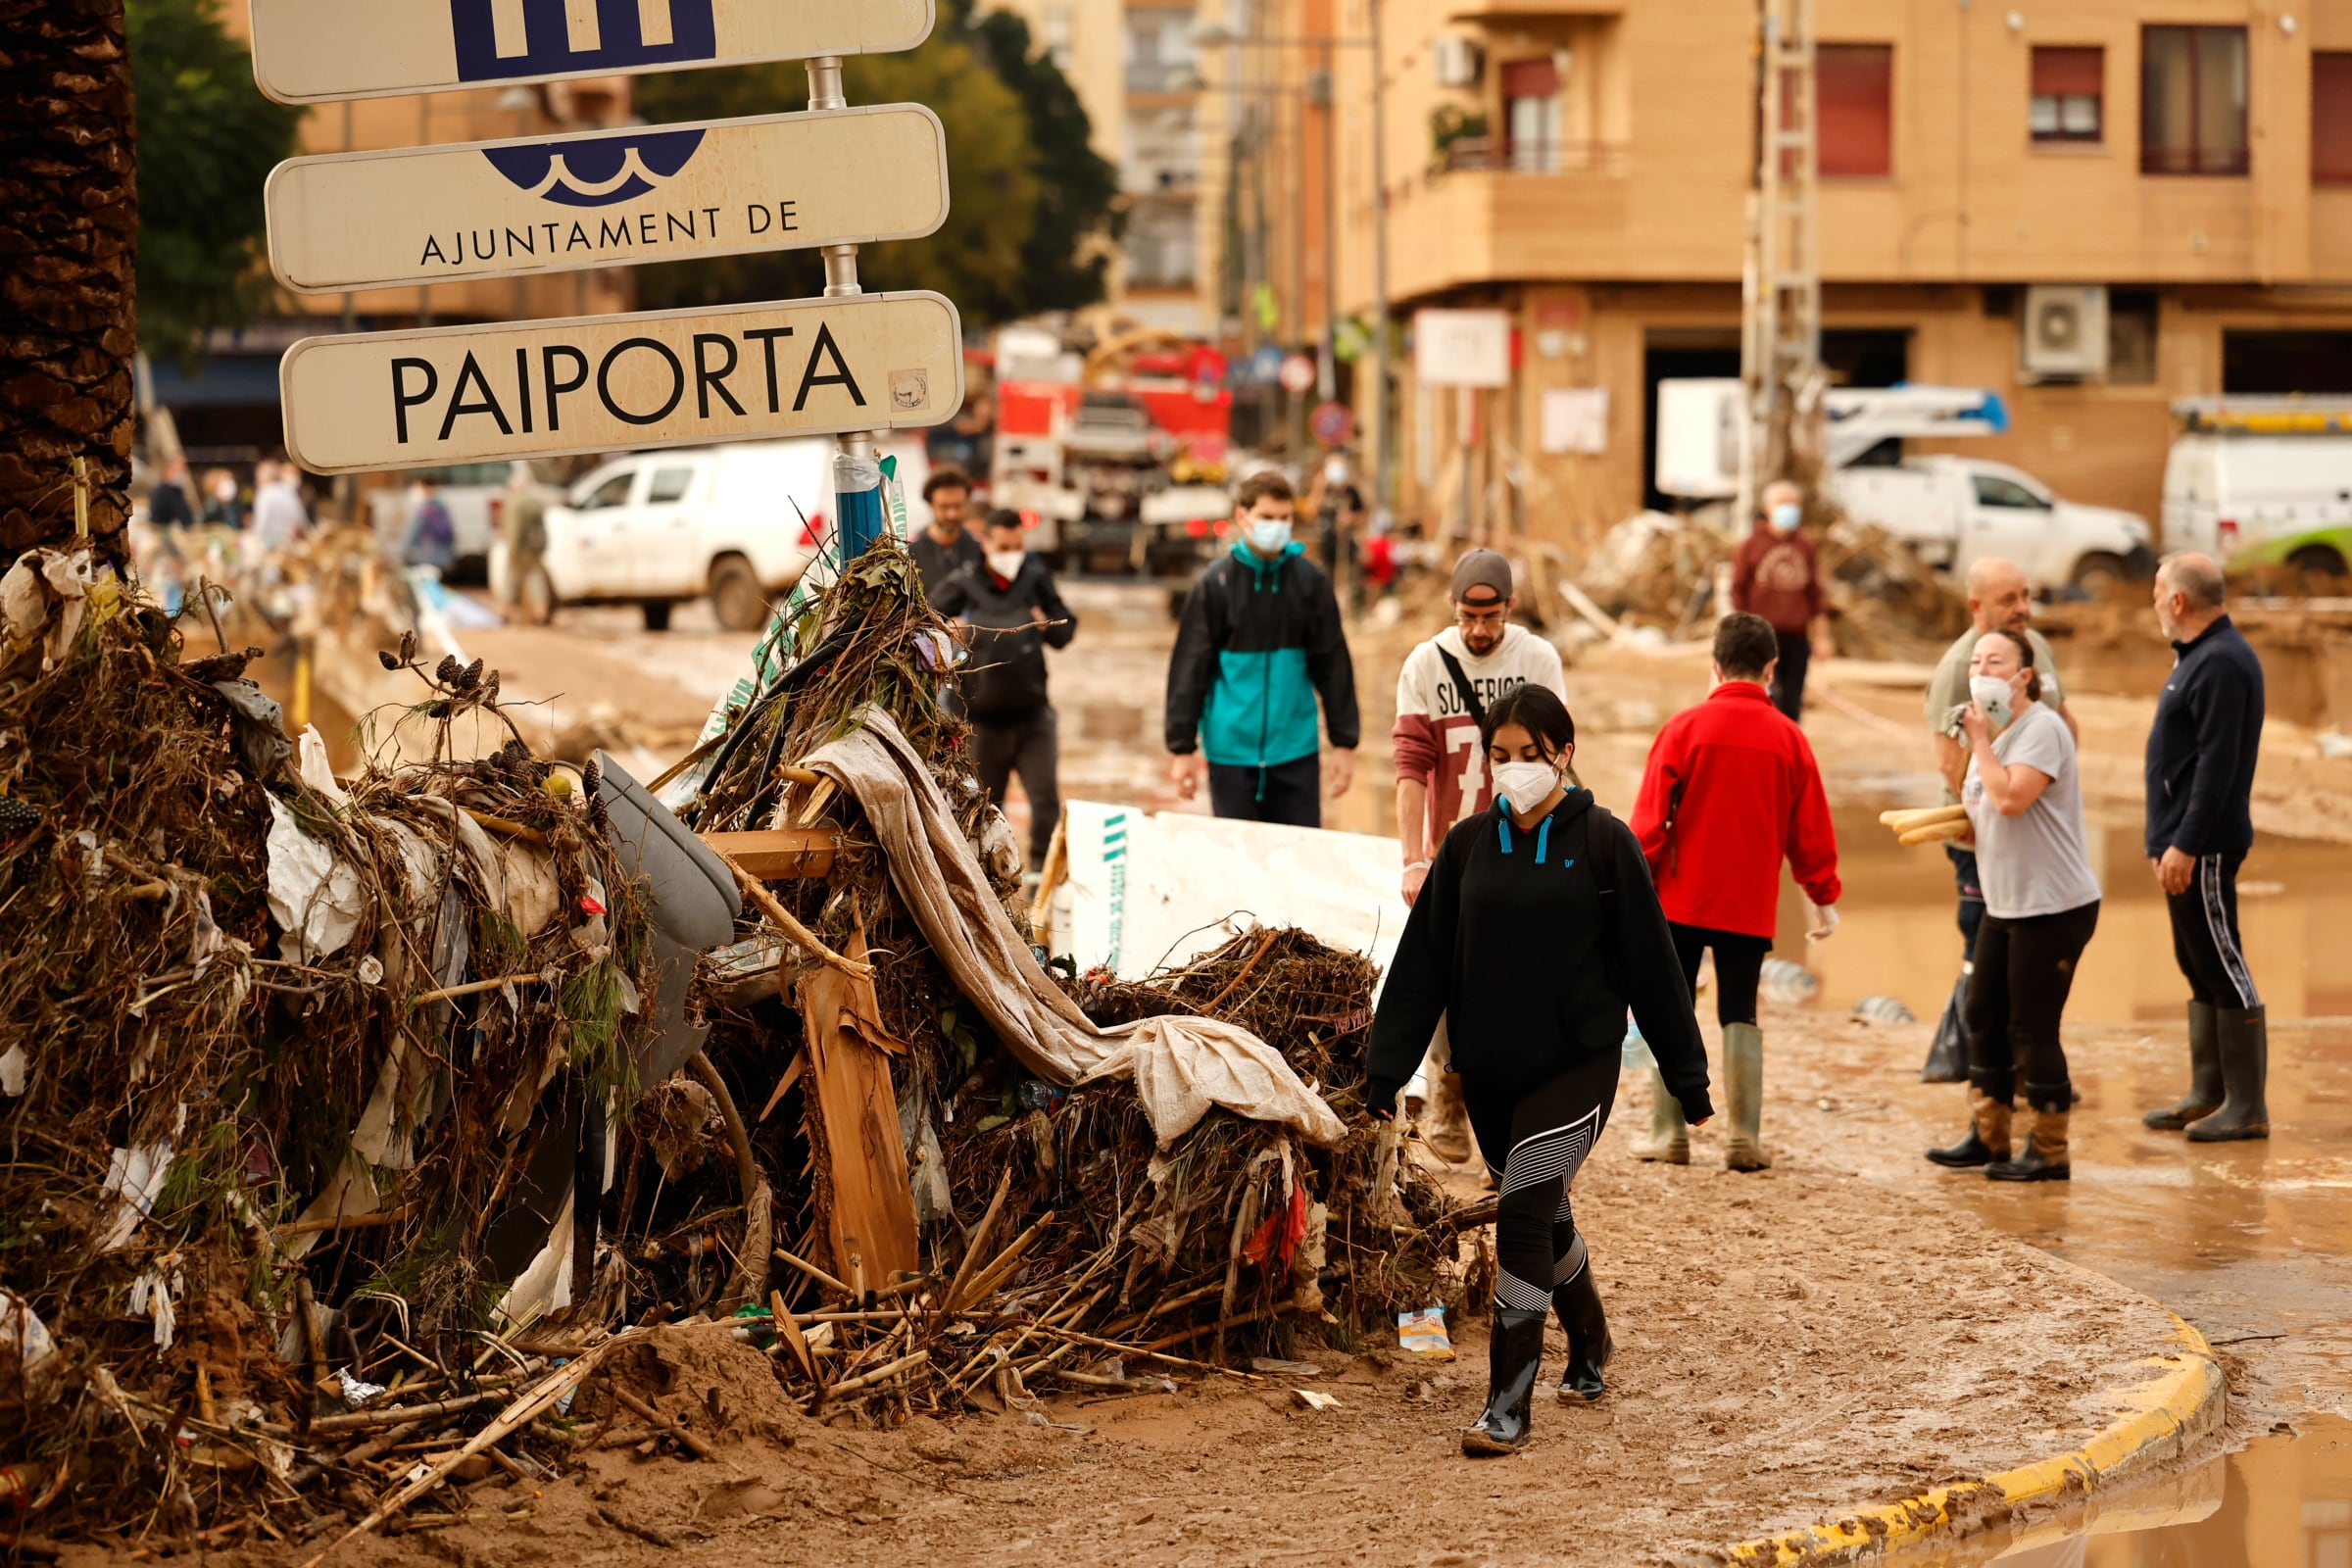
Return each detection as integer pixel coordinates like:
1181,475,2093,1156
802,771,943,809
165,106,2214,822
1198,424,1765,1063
1461,1305,1546,1456
2186,1007,2270,1142
1926,1088,2009,1168
2144,1001,2223,1131
1551,1266,1614,1403
1920,970,1971,1083
1986,1084,2071,1182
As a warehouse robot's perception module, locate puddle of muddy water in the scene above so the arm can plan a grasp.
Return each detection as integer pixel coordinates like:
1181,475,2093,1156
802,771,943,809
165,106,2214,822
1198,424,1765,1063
1773,808,2352,1025
1877,1415,2352,1568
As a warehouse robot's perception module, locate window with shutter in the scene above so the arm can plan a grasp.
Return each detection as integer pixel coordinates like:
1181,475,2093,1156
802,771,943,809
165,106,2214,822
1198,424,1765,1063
1818,44,1892,177
2141,25,2249,175
2030,46,2102,143
1500,58,1562,172
2316,54,2352,184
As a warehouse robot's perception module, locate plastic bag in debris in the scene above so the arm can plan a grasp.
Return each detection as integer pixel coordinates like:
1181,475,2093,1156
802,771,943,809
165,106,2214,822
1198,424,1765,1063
100,1141,174,1251
265,795,366,961
1,1287,60,1399
0,546,93,672
213,679,295,784
0,1042,24,1097
299,724,351,809
1397,1305,1456,1362
129,1258,182,1349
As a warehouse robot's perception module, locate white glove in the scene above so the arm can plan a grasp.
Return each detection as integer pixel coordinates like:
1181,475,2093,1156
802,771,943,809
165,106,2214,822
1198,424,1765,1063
1806,903,1840,943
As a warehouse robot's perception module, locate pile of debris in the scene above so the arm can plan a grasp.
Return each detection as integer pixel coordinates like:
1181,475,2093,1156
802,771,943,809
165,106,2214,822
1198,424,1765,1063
0,537,1465,1552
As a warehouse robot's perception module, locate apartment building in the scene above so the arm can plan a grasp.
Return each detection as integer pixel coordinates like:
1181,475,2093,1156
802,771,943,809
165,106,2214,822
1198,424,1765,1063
159,9,635,466
1324,0,2352,546
989,0,1211,332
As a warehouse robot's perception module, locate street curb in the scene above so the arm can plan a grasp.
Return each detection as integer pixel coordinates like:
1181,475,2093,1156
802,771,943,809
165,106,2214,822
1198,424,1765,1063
1717,1315,2226,1566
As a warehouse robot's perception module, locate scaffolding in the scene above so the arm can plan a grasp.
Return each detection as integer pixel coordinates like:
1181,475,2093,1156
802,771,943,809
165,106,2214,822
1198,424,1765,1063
1740,0,1821,522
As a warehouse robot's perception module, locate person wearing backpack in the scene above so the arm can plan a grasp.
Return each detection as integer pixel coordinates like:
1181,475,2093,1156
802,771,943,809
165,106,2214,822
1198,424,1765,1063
1630,613,1841,1172
1367,685,1712,1455
1163,470,1359,827
1391,548,1567,1164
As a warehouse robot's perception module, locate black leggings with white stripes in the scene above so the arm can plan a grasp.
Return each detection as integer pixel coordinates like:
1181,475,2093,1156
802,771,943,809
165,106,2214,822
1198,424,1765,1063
2167,852,2261,1009
1461,1051,1619,1315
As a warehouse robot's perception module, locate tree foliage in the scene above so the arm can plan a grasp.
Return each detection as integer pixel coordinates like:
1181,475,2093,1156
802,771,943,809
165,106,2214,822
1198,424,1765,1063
126,0,305,362
634,3,1116,326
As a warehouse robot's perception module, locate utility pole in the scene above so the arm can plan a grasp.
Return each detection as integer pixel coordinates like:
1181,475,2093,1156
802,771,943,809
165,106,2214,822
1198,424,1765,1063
1740,0,1820,523
1366,0,1392,518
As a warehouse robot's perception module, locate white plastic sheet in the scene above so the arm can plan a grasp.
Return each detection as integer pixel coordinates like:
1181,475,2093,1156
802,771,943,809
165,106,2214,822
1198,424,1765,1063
804,711,1346,1149
265,796,366,961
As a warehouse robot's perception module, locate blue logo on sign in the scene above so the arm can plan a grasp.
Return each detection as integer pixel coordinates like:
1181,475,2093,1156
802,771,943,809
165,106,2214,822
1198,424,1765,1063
482,127,706,207
451,0,718,83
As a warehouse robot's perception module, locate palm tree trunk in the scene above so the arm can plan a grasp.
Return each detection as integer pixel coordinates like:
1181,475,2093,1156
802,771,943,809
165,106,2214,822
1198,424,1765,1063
0,0,136,571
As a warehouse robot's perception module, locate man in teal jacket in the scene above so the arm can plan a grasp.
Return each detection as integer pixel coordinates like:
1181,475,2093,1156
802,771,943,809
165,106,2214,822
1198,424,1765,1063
1164,470,1360,828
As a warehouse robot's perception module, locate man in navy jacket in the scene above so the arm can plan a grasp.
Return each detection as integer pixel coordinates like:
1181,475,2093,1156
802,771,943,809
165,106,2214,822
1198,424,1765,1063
2140,553,2269,1142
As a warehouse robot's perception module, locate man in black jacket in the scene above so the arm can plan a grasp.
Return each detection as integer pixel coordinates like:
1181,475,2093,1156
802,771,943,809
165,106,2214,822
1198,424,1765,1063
935,509,1078,870
2141,552,2269,1142
910,466,984,601
1163,470,1359,828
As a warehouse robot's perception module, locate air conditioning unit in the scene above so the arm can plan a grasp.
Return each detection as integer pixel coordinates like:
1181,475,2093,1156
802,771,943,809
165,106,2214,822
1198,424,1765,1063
1433,35,1484,89
2021,284,2110,382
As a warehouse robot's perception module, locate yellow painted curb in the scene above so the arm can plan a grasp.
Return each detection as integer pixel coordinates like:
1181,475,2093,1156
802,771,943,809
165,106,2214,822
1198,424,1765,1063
1718,1316,2225,1566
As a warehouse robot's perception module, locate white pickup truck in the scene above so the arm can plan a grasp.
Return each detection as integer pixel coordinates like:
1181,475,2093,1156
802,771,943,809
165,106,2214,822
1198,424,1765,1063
1833,455,2156,593
1654,379,2156,592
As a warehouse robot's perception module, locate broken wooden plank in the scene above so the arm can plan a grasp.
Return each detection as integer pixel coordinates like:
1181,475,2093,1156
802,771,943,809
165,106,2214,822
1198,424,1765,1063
698,827,838,880
796,929,921,1289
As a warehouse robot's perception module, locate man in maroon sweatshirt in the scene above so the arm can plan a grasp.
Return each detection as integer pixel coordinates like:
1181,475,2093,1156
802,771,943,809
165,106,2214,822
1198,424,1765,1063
1731,479,1835,720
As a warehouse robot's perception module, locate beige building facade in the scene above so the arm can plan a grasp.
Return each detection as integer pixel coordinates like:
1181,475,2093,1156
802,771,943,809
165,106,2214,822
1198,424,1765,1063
1318,0,2352,547
988,0,1213,333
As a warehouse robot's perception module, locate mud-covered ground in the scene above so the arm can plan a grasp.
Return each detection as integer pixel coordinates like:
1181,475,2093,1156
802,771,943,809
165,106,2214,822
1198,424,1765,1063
87,1084,2190,1568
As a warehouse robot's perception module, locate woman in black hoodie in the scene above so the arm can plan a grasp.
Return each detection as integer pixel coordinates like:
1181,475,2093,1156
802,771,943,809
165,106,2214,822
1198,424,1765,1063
1368,684,1714,1455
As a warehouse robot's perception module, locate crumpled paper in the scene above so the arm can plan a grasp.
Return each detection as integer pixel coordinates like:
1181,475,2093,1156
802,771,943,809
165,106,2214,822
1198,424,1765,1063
0,547,93,671
1,1287,60,1398
100,1141,174,1251
266,796,366,961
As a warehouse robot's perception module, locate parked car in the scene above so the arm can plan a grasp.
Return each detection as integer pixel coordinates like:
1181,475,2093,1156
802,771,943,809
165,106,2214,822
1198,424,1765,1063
2163,400,2352,586
1831,455,2155,593
366,461,558,582
517,439,933,631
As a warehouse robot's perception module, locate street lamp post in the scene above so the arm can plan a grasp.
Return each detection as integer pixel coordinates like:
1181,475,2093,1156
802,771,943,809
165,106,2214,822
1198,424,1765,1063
1196,19,1390,506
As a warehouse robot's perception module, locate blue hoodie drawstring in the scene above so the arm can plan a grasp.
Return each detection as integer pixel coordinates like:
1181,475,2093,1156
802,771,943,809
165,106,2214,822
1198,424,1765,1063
1535,817,1551,865
1496,818,1513,855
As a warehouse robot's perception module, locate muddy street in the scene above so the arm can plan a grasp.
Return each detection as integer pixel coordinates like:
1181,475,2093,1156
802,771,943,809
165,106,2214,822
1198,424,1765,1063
356,576,2352,1563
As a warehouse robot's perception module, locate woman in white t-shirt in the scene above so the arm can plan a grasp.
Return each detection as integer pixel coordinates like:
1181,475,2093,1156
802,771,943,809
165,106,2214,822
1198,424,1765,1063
1924,628,2101,1183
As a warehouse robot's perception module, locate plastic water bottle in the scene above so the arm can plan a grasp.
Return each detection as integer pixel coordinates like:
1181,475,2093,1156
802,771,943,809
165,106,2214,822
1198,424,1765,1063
1621,1014,1655,1071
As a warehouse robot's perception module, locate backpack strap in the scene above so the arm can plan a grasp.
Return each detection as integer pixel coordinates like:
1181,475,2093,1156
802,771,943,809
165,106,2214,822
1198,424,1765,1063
1434,647,1487,731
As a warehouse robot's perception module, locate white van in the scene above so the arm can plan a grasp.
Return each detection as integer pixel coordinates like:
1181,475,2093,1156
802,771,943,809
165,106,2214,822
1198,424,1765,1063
2162,401,2352,584
514,438,933,631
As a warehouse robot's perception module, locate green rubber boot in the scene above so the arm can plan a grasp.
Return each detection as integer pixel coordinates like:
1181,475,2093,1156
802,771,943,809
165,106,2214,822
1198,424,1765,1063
1634,1067,1689,1164
1724,1023,1771,1172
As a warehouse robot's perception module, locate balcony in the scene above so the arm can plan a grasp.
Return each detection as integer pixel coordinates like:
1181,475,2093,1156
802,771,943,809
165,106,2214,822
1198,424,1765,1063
1388,142,1635,298
1435,137,1628,176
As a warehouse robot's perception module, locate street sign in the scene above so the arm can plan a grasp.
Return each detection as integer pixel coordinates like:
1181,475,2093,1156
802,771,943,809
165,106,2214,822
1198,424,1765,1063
247,0,936,105
279,291,963,474
1414,308,1512,389
267,106,949,295
1278,354,1316,396
1310,401,1354,447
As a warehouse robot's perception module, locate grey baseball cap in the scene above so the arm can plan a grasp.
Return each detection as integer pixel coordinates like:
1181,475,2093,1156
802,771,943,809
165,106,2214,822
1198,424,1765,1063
1449,549,1515,604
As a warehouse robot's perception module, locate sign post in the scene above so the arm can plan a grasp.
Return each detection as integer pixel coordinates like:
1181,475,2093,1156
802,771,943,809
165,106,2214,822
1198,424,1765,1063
267,106,951,295
278,293,963,474
246,0,935,103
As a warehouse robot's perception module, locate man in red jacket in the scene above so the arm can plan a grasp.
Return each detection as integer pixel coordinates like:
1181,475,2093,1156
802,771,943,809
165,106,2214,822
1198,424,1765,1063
1630,612,1841,1171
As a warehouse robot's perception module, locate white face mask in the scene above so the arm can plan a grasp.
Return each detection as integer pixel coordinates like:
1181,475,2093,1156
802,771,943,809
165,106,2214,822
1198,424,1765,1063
1969,674,2015,721
1245,518,1294,558
1769,503,1803,534
1491,760,1561,814
985,549,1025,580
1324,459,1348,484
